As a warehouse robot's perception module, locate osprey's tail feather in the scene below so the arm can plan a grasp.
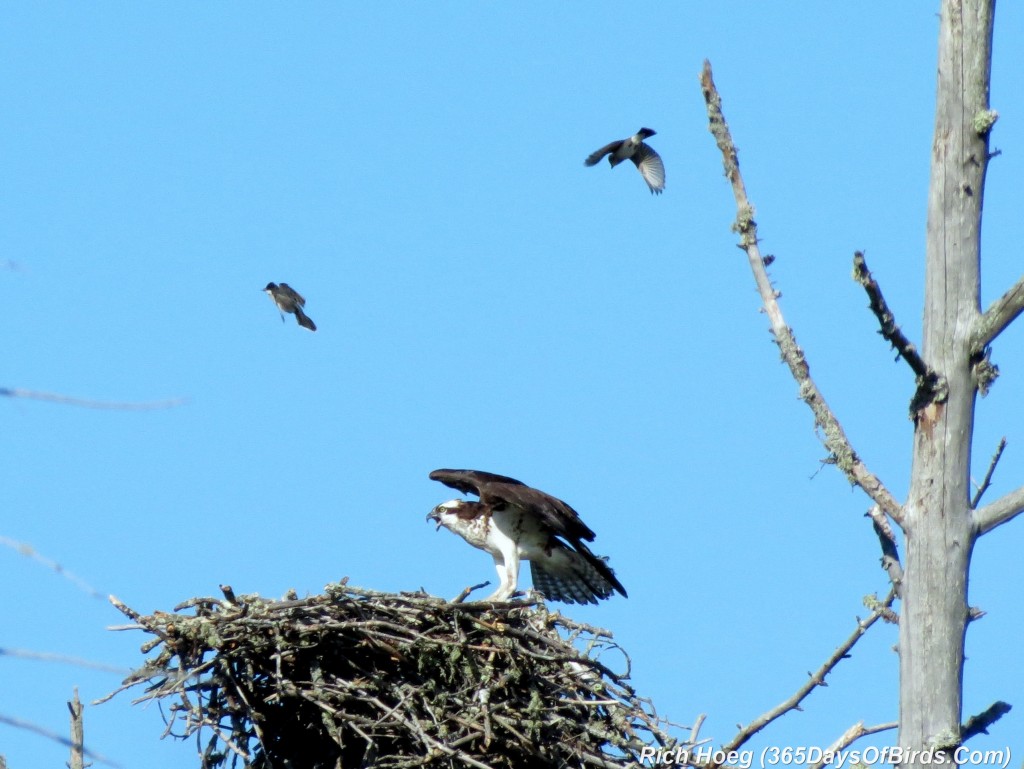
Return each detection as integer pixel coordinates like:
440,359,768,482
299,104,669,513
529,546,626,605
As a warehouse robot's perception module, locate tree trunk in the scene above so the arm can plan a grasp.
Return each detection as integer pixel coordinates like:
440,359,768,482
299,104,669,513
900,0,994,761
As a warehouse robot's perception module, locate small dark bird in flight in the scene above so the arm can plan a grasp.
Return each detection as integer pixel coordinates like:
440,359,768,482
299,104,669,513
584,127,665,194
427,468,627,605
264,282,316,331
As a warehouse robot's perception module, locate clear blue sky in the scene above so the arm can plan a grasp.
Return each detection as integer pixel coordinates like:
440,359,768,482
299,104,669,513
3,3,1023,767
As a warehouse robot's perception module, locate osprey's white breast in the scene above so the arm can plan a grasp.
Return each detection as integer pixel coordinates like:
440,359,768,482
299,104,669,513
488,508,550,561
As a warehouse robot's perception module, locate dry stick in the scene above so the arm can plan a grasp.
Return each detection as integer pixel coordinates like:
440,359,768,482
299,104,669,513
712,592,895,766
852,252,930,376
970,274,1024,351
970,437,1006,508
852,252,945,416
973,479,1024,536
808,721,899,769
453,581,492,603
68,688,85,769
698,61,903,527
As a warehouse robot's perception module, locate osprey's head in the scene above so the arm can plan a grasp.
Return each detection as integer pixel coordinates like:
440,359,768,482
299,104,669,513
427,499,465,531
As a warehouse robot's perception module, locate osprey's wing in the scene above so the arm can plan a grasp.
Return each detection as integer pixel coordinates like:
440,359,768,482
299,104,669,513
584,140,622,167
486,482,597,543
430,468,594,542
478,478,628,599
429,468,527,497
530,548,626,604
631,142,665,194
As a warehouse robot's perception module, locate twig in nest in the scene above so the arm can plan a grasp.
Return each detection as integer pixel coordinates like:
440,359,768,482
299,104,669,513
453,581,492,603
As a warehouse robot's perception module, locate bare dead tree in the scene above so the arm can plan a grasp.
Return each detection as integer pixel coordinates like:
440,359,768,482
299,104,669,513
700,0,1023,764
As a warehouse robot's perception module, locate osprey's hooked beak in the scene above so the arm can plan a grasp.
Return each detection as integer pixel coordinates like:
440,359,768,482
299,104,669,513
426,509,443,531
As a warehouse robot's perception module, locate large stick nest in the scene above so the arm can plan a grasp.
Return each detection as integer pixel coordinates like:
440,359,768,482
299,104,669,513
108,581,680,768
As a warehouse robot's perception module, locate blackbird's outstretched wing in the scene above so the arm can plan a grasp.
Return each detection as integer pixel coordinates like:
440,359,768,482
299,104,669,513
584,140,622,167
631,143,665,194
278,283,306,307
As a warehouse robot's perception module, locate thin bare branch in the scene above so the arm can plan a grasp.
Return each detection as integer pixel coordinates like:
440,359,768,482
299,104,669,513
0,536,105,599
852,253,929,377
0,713,119,767
711,592,895,766
973,484,1024,536
808,721,899,769
699,61,903,525
0,647,128,674
970,274,1024,350
852,252,945,416
971,437,1006,508
0,386,187,411
961,701,1011,742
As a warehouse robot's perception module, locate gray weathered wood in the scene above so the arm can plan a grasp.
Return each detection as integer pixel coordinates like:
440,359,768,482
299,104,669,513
899,0,995,762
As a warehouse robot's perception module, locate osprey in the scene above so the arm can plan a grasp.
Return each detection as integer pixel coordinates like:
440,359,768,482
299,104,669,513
264,282,317,331
427,468,627,605
584,127,665,194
